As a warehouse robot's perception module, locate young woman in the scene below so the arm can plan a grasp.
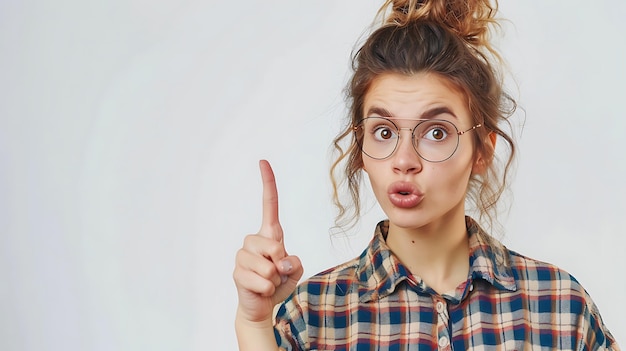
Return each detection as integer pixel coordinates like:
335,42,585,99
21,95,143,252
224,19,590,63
233,0,620,350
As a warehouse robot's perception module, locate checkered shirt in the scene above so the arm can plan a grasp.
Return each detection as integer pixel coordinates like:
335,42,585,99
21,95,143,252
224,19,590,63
273,217,620,350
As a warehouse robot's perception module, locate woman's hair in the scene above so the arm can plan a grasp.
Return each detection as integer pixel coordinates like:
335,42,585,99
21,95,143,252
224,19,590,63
330,0,517,233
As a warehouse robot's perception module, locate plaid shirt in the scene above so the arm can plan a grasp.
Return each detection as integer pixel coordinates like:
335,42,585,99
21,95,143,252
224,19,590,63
274,217,619,350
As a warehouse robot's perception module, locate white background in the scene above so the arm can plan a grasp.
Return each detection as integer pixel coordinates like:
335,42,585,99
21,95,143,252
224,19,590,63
1,1,624,350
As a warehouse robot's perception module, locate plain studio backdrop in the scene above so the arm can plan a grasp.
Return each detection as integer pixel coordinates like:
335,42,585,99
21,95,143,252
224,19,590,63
1,1,624,350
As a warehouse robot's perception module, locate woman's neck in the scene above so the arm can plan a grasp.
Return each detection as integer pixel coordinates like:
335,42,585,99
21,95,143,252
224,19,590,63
385,213,469,294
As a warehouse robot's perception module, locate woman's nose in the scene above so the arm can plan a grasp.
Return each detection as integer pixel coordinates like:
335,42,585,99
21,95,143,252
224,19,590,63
392,129,422,174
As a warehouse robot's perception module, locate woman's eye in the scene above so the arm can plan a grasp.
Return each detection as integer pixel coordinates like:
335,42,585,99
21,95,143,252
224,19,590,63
424,127,448,141
373,127,396,141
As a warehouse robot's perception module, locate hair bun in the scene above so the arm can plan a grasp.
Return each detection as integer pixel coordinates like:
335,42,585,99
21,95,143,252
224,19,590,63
381,0,499,50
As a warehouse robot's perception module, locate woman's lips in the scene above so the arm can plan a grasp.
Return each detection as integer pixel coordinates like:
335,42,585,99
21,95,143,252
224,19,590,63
387,181,423,208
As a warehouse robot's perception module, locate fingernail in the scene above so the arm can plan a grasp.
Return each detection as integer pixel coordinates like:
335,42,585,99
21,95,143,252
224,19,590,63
281,260,293,273
281,275,288,284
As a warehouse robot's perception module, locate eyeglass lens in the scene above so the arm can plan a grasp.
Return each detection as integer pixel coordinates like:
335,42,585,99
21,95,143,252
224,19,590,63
357,117,461,162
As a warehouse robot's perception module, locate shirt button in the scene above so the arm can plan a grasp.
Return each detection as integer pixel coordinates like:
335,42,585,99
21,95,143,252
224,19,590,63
436,301,445,313
438,336,449,347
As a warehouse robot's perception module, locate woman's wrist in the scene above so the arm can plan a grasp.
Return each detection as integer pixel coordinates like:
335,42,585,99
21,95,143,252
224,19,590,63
235,309,278,351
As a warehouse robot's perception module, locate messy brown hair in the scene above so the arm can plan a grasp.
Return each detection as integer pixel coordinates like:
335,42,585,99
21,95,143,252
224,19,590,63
330,0,517,232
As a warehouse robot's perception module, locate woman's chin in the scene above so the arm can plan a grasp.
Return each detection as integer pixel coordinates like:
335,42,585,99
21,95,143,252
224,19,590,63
385,210,430,231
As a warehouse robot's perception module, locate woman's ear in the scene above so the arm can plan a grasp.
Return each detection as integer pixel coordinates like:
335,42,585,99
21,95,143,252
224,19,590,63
472,132,497,175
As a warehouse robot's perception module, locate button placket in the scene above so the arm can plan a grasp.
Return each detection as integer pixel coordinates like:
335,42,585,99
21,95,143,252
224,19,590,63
433,297,451,351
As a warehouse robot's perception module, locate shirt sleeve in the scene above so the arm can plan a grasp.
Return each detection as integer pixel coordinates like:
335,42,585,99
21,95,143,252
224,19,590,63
273,295,307,351
577,294,621,351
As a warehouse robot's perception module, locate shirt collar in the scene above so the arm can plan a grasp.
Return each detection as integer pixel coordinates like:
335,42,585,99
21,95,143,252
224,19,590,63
357,217,516,303
465,216,517,292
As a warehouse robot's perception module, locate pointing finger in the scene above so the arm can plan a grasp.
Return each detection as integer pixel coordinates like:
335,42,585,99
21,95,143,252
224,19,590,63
259,160,283,241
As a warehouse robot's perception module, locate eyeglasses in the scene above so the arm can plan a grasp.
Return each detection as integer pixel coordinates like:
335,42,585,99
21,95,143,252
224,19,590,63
353,117,482,162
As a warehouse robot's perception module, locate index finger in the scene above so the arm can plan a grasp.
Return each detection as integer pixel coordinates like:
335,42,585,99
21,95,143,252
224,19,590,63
259,160,281,239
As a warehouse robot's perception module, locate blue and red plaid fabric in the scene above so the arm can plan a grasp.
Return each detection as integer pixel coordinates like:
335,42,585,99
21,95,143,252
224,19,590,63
273,217,619,350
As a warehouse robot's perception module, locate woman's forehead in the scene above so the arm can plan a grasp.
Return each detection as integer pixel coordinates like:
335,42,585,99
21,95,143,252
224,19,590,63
363,72,469,120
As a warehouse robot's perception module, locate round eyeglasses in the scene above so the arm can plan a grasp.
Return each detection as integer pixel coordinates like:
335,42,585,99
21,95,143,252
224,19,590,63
353,117,482,162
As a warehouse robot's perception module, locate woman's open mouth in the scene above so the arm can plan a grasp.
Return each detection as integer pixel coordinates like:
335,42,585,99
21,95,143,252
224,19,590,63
388,182,423,208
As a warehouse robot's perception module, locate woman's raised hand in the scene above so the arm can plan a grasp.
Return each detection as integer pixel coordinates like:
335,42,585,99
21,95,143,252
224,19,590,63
233,160,303,324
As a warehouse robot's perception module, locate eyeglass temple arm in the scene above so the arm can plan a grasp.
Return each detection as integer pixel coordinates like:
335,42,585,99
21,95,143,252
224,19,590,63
458,123,482,135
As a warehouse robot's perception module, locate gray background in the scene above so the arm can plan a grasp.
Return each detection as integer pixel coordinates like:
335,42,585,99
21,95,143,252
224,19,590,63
1,1,624,350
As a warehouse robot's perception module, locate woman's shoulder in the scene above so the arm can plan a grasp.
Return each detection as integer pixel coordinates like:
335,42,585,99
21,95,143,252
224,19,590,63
505,248,589,298
291,256,363,299
504,249,620,349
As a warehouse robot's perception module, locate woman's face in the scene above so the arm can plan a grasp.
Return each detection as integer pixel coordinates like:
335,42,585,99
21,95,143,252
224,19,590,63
361,72,481,232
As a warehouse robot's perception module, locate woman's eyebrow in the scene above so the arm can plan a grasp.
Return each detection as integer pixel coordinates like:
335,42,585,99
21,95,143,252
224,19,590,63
365,106,393,117
366,106,457,119
420,106,457,119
